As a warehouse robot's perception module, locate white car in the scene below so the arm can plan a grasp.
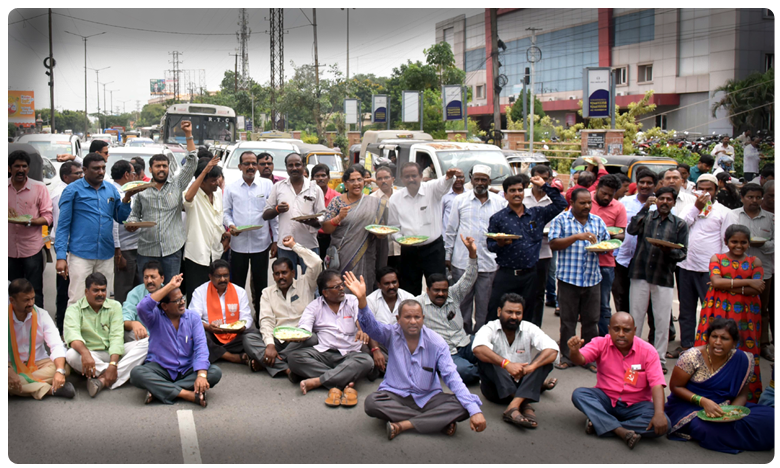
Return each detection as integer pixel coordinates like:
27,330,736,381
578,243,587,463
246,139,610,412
16,133,83,192
107,146,180,179
125,138,156,147
219,141,296,187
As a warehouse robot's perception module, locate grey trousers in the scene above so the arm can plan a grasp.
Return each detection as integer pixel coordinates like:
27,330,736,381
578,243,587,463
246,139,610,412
558,280,600,365
129,361,222,405
242,333,319,377
451,267,496,335
364,390,470,434
114,249,140,304
478,360,553,404
204,328,263,363
287,348,373,389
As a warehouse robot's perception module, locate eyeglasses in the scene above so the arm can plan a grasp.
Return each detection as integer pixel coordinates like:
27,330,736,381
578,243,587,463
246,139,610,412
323,282,345,291
241,162,258,166
166,296,186,305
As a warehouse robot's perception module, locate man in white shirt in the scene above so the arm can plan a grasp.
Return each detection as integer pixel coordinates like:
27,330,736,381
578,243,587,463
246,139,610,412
441,168,466,230
371,165,401,269
263,153,325,277
110,160,142,303
8,279,75,399
662,169,696,214
367,266,415,326
675,164,696,194
743,137,762,182
711,136,735,165
671,174,732,358
445,165,507,333
472,293,559,429
388,162,458,296
188,260,263,368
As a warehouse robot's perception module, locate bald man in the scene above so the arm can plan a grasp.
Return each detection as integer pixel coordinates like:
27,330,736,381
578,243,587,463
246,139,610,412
568,313,669,449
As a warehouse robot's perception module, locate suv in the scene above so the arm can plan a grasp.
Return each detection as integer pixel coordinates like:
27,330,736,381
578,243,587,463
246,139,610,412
219,140,297,187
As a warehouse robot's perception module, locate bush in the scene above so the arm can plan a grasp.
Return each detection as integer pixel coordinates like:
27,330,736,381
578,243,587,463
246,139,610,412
300,131,320,144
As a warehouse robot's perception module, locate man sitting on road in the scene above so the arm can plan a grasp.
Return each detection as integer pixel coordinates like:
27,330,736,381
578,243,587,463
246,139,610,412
255,236,322,378
569,312,670,450
122,260,165,343
345,272,487,440
129,274,222,407
8,279,74,400
365,266,415,376
287,270,374,406
472,293,559,430
64,273,148,397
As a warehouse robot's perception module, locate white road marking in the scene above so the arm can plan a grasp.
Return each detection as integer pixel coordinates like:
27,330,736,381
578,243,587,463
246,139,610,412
177,410,203,464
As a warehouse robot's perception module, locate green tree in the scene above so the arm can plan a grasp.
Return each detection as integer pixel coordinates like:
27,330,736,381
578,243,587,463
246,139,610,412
711,68,774,134
138,104,167,127
279,62,348,137
424,41,455,88
507,90,545,128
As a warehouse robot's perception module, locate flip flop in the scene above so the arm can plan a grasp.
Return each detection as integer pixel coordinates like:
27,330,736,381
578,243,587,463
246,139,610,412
554,362,576,370
585,418,595,435
386,421,400,441
583,363,598,374
502,407,535,429
541,378,557,392
340,387,358,407
144,391,155,405
666,346,683,359
520,402,538,429
325,388,343,407
441,422,457,437
194,391,207,408
554,308,561,317
623,430,641,449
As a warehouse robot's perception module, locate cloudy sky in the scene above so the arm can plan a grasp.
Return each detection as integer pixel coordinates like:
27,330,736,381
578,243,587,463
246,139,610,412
7,7,481,115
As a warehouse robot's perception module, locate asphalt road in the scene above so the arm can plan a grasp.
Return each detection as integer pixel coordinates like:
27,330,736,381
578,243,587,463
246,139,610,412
8,259,774,463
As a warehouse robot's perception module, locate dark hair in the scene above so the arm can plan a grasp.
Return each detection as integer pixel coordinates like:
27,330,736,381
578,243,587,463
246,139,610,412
149,154,169,166
657,169,668,181
311,163,330,178
740,183,764,197
316,269,342,295
398,299,423,317
498,292,525,310
376,266,399,283
271,257,294,272
284,152,302,165
59,161,81,181
616,173,630,184
131,161,144,178
699,154,715,167
502,174,527,192
597,174,622,191
159,288,182,304
8,150,31,167
704,317,740,344
9,278,34,297
636,169,658,185
257,152,273,162
197,147,213,159
194,158,223,180
760,165,774,179
89,139,108,153
110,159,133,180
426,273,449,287
655,186,678,201
141,260,164,278
85,272,108,289
342,164,368,183
400,161,422,176
716,172,739,200
375,165,394,178
517,174,531,189
677,163,691,172
577,171,596,188
570,187,591,203
83,152,105,170
530,164,551,177
724,224,751,243
209,259,231,276
239,151,257,165
130,156,146,171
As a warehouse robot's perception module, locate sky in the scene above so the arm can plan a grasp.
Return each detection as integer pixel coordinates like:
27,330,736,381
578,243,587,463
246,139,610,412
7,7,482,116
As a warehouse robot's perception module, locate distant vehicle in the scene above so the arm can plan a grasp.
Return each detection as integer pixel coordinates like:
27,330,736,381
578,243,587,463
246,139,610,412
125,138,156,148
294,143,344,190
502,150,550,176
63,129,73,135
219,140,297,187
89,134,114,147
16,133,83,192
161,103,237,147
570,154,679,181
358,130,434,165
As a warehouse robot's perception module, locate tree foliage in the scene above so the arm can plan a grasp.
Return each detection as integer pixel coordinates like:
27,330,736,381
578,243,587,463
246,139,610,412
711,68,774,133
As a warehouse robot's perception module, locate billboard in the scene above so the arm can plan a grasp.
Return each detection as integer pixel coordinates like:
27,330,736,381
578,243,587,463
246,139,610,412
150,79,166,94
371,95,387,124
8,91,35,126
582,67,611,119
344,99,359,125
402,91,420,123
442,85,463,121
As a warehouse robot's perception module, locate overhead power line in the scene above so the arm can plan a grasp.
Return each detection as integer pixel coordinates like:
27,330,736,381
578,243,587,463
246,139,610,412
52,12,236,36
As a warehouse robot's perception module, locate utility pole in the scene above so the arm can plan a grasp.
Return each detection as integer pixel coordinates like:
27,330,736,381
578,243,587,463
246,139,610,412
47,8,55,132
108,89,118,115
228,52,239,92
168,51,183,101
64,31,105,134
101,81,113,129
527,27,542,155
490,9,500,136
313,8,321,135
236,8,251,90
89,66,110,131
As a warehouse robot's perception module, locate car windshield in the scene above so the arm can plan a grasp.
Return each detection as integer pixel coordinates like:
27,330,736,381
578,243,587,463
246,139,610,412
226,148,290,169
311,154,342,172
24,140,73,159
127,139,155,147
436,150,512,183
631,163,679,182
165,115,235,145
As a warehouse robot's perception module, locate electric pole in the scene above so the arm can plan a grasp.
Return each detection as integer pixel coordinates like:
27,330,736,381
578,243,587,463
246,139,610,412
168,51,183,101
101,81,113,128
108,89,119,115
64,31,104,134
89,66,109,131
313,8,320,135
237,8,251,90
228,52,239,92
47,8,55,132
527,27,542,155
490,9,500,136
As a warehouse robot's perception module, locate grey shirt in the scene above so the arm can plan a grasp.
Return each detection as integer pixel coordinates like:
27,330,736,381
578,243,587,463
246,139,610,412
729,207,774,279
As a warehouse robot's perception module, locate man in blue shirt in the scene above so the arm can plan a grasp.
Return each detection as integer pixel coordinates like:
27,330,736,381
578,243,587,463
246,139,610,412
55,153,137,306
486,174,567,324
344,271,487,440
129,273,222,407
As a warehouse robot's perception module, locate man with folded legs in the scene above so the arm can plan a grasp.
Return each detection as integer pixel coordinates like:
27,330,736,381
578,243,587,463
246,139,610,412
346,272,487,440
472,293,558,429
123,260,166,344
130,273,222,407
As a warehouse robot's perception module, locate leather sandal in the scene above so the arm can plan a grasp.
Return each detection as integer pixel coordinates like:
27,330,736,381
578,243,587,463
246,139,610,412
340,387,358,407
502,407,534,429
325,388,343,407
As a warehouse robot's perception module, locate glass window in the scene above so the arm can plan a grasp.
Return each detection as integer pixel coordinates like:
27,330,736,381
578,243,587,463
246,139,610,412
226,148,288,169
25,140,73,159
638,64,653,83
436,150,512,184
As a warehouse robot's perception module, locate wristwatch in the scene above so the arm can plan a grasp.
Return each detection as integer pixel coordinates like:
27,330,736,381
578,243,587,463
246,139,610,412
56,368,66,376
109,361,118,366
26,219,32,227
198,372,207,378
186,136,194,141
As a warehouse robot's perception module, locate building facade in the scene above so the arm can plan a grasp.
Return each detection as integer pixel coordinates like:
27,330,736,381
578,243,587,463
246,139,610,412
436,8,774,135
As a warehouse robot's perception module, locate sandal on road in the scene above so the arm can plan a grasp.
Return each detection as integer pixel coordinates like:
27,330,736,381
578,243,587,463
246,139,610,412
520,402,538,429
325,388,343,407
340,387,358,407
193,391,207,408
441,422,457,437
554,362,576,370
666,346,684,359
623,430,641,449
241,353,263,372
386,421,400,441
502,407,535,429
541,378,557,392
583,363,598,374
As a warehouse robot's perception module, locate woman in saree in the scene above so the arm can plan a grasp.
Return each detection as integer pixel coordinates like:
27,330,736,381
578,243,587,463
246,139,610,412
666,317,774,453
320,165,388,293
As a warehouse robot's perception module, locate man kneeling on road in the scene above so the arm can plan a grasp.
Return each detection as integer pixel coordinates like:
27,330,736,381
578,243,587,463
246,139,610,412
472,293,558,429
569,312,669,449
344,271,487,440
122,260,166,343
130,274,222,407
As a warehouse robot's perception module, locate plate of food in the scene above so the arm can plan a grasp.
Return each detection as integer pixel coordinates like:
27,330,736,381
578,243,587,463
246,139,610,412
607,227,624,236
696,405,750,423
219,320,247,330
8,214,32,224
234,225,263,233
585,239,623,252
647,238,684,249
395,235,429,246
273,326,313,342
486,233,521,240
120,181,154,192
123,221,157,228
365,225,400,235
750,236,767,246
583,156,608,166
291,212,324,222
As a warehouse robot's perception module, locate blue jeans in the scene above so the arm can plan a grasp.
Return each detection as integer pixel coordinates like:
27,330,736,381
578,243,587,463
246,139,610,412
598,266,615,336
136,248,183,286
451,336,479,385
277,246,319,279
546,251,558,306
572,387,670,437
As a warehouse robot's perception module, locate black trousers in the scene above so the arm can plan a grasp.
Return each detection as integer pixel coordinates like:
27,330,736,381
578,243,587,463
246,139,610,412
183,258,211,302
55,274,70,335
317,233,331,261
204,328,261,363
487,267,537,325
398,236,446,297
230,248,270,323
478,359,553,404
611,262,631,313
532,258,551,328
9,249,45,308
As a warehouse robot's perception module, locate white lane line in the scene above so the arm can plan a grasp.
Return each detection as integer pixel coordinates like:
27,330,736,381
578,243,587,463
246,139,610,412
177,410,203,464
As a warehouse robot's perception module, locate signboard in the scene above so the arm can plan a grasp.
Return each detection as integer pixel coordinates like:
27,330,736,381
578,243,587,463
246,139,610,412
344,99,359,125
442,85,463,121
371,95,388,124
246,119,253,131
401,91,419,123
8,91,35,126
237,115,245,130
149,79,166,94
605,132,624,155
565,113,577,127
582,67,611,119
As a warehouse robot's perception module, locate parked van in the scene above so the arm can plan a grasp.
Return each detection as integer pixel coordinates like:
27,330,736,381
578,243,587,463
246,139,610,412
358,130,433,165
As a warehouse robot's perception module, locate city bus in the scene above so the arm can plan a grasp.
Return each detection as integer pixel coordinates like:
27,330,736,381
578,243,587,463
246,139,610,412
160,103,237,146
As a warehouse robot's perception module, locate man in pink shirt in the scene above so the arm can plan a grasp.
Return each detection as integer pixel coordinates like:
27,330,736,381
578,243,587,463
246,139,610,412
569,312,669,449
8,150,53,307
589,175,627,337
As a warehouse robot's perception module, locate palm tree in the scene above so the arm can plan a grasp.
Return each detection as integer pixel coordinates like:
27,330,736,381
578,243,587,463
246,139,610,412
711,68,774,133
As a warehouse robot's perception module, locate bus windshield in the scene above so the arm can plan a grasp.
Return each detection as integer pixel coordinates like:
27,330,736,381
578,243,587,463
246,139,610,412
165,115,235,145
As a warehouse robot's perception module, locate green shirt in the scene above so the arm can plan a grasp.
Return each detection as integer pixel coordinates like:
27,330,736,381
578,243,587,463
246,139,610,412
64,296,125,356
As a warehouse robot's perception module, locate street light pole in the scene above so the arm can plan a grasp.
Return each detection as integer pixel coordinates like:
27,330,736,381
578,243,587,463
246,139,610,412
101,81,114,130
108,89,119,115
65,31,105,134
88,66,110,131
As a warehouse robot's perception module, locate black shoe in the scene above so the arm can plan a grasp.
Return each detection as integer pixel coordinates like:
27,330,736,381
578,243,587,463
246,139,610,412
52,382,76,399
287,370,303,384
545,301,556,307
668,333,676,343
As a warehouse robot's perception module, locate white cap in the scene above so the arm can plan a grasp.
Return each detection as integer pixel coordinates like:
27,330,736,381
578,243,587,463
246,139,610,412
472,164,491,178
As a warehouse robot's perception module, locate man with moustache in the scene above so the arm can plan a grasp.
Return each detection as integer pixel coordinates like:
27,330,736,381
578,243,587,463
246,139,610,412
257,152,285,184
442,168,466,230
472,293,559,429
445,165,507,334
662,169,697,213
371,165,401,269
110,160,141,304
122,260,166,342
366,266,415,376
676,164,696,194
311,163,341,260
64,273,148,397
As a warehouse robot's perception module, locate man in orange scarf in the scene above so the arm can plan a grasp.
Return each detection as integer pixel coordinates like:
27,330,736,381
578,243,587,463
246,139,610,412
8,279,74,400
189,260,264,369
